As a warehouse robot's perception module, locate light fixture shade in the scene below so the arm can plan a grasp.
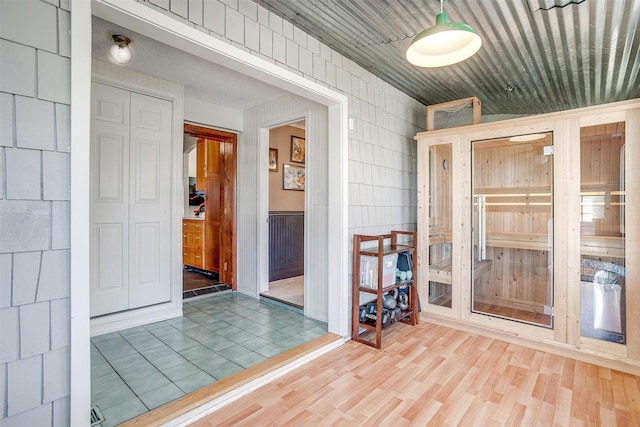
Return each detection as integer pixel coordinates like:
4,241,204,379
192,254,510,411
109,35,133,65
406,12,481,67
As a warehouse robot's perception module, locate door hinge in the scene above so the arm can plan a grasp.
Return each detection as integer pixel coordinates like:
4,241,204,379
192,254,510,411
224,262,228,271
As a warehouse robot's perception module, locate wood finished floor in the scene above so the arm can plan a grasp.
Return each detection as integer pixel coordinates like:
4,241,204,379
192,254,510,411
191,321,640,426
261,276,304,308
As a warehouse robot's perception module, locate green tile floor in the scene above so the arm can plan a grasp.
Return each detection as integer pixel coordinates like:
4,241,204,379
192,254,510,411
91,292,327,427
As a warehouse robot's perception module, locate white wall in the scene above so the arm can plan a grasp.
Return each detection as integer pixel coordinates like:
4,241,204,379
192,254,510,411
0,0,424,425
184,97,243,132
0,1,72,425
242,94,329,321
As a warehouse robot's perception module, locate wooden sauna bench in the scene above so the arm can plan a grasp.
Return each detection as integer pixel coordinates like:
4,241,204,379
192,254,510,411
429,260,492,284
484,232,623,257
428,233,623,283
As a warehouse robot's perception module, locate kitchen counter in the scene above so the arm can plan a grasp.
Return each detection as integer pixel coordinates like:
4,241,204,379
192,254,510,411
183,214,205,220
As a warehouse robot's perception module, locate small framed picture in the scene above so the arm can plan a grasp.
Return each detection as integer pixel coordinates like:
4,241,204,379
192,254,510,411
290,136,305,164
269,148,278,172
283,164,305,191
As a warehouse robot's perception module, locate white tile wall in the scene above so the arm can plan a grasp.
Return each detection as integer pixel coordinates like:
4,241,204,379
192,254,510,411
37,51,71,104
52,397,69,427
257,5,268,25
51,201,70,249
20,301,50,358
58,8,71,58
245,16,259,51
170,0,188,18
268,11,282,33
149,0,170,10
0,92,14,147
238,0,256,20
0,364,5,419
0,148,4,199
299,47,313,76
259,25,273,57
272,32,286,63
0,40,36,97
36,250,70,301
0,0,57,53
43,347,69,403
0,307,19,364
5,148,41,200
15,96,55,150
203,0,225,35
7,355,43,416
11,252,41,306
0,254,11,308
1,0,423,423
1,0,73,424
55,103,71,153
43,151,70,200
220,0,238,9
226,7,244,44
282,20,293,40
285,39,298,69
0,201,51,253
188,0,203,26
50,298,70,350
1,404,52,427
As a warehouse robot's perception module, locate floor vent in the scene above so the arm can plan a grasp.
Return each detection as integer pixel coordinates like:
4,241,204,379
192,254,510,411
90,406,105,426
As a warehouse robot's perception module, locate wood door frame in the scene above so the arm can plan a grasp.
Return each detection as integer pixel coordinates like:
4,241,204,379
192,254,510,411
184,123,237,289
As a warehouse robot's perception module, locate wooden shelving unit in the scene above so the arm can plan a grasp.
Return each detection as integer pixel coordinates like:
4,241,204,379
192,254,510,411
352,231,418,349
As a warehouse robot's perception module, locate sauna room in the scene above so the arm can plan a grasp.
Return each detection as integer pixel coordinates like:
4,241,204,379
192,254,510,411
416,100,638,367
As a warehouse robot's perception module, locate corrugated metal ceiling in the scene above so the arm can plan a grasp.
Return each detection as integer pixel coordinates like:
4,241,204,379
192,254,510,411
252,0,640,115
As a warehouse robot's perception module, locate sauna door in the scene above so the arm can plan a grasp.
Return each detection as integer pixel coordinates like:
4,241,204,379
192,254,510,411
471,133,554,327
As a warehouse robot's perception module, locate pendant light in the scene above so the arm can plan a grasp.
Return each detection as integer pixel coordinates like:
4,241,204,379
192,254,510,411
109,34,133,65
406,0,481,67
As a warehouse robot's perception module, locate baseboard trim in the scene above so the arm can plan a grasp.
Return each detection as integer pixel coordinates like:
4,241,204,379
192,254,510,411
90,302,182,336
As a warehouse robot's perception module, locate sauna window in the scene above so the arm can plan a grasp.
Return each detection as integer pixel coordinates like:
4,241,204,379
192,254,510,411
471,132,554,328
428,144,453,308
579,122,626,344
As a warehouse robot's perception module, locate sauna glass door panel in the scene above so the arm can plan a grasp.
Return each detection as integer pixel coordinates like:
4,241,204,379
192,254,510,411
579,122,626,344
428,144,453,308
471,133,554,327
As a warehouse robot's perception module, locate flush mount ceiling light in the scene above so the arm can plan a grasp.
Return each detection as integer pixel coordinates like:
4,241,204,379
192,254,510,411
406,0,482,67
109,34,133,65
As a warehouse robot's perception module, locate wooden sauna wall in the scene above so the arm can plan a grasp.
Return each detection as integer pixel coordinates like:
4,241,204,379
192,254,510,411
472,138,553,311
428,144,453,301
580,122,625,243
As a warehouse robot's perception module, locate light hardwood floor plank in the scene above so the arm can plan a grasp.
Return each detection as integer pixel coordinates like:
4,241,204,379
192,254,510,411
191,322,640,426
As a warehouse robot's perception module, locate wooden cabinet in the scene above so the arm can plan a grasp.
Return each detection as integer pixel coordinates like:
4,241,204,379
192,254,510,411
183,219,205,269
352,231,418,349
186,124,237,287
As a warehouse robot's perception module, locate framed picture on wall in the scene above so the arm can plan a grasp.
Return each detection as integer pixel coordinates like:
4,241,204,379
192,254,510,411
269,148,278,172
283,164,305,191
290,136,305,164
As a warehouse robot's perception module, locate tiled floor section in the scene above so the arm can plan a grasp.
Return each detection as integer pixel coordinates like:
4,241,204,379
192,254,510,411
91,292,327,427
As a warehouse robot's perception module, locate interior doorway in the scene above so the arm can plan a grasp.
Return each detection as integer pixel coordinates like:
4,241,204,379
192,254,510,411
183,124,237,290
261,122,306,308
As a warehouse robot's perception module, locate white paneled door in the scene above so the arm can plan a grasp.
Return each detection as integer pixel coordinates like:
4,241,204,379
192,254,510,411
90,82,172,317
